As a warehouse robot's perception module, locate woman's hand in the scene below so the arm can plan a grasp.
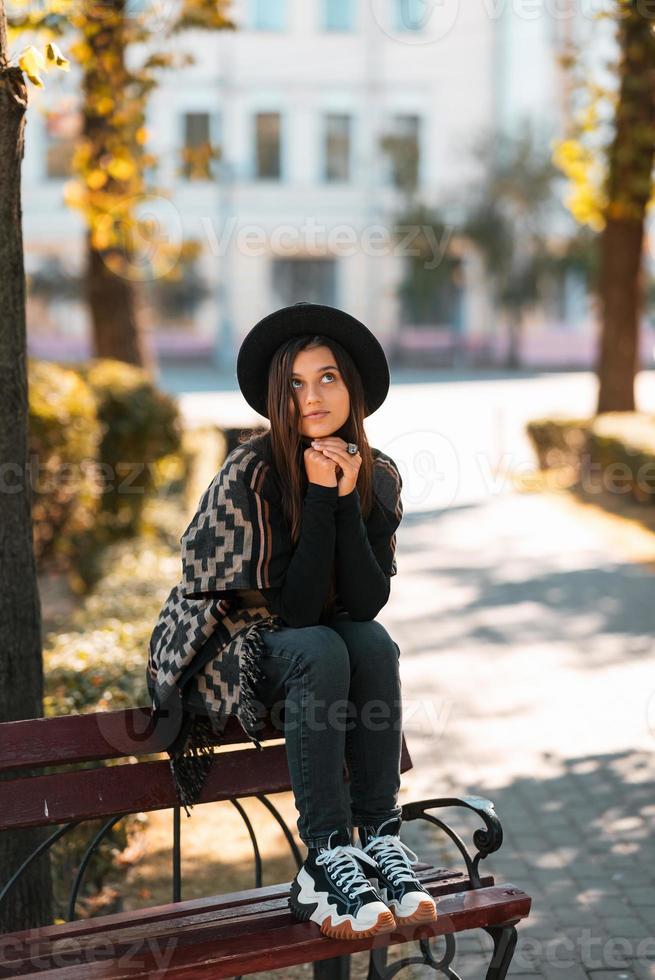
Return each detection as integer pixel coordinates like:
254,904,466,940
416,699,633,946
303,447,338,488
310,438,361,496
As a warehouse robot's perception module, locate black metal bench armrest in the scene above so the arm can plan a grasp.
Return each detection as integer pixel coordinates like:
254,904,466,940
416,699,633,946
401,795,503,889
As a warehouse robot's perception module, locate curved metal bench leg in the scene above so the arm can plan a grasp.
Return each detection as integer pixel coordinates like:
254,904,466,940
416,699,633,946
367,946,388,980
483,923,518,980
313,955,351,979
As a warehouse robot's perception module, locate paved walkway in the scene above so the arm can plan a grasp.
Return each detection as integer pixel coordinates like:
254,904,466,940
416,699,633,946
390,483,655,979
169,370,655,978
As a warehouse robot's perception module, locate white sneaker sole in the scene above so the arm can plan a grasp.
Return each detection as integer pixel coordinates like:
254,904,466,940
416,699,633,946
291,866,397,939
386,890,438,925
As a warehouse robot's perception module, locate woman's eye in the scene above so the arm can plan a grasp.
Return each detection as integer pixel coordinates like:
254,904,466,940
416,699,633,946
291,372,336,388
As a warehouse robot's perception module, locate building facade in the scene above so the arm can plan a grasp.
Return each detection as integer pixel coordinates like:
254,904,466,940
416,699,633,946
24,0,653,369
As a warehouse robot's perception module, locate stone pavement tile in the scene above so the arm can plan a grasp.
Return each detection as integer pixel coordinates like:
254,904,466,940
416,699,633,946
538,965,590,979
577,876,655,895
512,942,556,974
451,931,486,953
450,953,496,979
519,919,561,941
552,903,603,926
524,852,577,872
572,865,620,880
631,935,655,959
521,871,579,898
633,907,655,927
585,972,636,979
621,889,655,908
595,915,654,939
558,926,633,971
591,899,641,918
577,886,630,903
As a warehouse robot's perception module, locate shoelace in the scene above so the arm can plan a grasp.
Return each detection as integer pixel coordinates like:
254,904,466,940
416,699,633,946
361,834,421,885
315,843,381,898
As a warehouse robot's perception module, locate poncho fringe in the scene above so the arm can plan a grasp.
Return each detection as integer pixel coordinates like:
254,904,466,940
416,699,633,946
153,615,285,817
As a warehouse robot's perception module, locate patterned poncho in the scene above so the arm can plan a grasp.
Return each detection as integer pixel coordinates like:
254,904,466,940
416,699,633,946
146,430,403,815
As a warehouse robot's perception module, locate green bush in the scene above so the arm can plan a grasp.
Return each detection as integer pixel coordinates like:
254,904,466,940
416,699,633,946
587,412,655,504
28,358,103,573
525,416,592,471
526,411,655,505
75,359,183,539
28,356,185,589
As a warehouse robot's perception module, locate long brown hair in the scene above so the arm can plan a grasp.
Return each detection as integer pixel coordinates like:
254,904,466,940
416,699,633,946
262,333,375,621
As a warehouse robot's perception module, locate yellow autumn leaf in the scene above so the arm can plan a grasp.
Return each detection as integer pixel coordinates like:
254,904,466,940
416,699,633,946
45,42,70,71
87,169,108,190
92,221,115,250
107,158,135,181
49,0,75,14
95,96,114,116
18,45,46,87
135,127,148,145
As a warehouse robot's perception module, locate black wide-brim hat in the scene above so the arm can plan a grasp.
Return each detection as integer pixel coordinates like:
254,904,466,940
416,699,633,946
236,302,390,419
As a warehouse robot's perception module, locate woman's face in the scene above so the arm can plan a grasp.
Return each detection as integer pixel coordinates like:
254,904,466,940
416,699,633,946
289,345,350,437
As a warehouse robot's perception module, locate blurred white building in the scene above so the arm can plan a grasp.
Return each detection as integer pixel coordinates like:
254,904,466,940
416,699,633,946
25,0,652,369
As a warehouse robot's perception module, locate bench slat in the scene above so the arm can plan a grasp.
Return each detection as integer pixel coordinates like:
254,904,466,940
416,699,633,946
0,746,295,831
2,867,491,950
0,709,288,772
0,882,530,979
0,709,414,775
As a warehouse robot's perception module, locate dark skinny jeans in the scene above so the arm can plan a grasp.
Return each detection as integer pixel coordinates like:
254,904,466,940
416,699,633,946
251,611,403,850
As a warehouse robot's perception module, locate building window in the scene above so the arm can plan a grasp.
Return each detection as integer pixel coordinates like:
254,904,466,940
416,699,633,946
45,103,81,179
252,0,286,30
181,112,219,180
394,0,427,31
272,257,337,307
323,113,351,182
324,0,353,30
380,113,421,191
255,112,281,179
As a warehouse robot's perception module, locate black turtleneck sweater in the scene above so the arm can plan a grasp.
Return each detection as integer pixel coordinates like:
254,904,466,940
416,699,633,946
260,479,394,629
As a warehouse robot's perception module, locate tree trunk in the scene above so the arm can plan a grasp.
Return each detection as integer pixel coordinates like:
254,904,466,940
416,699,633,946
596,2,655,414
597,217,643,413
505,309,522,369
0,11,54,931
87,232,153,369
82,0,153,372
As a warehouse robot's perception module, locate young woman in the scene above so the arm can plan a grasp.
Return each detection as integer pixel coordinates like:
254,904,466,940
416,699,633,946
147,302,437,941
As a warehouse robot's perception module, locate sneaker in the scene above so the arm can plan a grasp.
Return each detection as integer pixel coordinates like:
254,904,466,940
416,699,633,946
288,828,397,939
357,816,438,925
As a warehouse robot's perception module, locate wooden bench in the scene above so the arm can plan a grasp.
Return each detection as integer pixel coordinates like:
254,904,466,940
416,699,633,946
0,705,532,979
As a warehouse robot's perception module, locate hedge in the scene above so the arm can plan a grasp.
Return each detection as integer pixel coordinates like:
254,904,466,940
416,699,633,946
28,356,184,589
526,411,655,504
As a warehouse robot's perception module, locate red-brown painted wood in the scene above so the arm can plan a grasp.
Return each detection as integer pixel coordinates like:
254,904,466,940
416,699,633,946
0,746,296,831
0,709,291,772
2,867,493,950
0,882,531,979
0,709,413,774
